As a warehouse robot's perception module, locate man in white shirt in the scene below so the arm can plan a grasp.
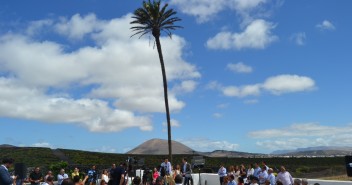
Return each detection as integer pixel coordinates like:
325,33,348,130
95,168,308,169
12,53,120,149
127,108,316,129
266,168,275,185
276,166,293,185
57,169,68,185
217,164,227,185
258,166,268,185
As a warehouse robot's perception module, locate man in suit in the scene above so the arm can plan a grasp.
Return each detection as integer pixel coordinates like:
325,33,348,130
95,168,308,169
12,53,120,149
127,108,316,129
181,158,192,185
0,158,16,185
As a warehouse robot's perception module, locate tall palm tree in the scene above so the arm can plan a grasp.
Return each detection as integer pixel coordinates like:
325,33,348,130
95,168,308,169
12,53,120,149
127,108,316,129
130,0,182,163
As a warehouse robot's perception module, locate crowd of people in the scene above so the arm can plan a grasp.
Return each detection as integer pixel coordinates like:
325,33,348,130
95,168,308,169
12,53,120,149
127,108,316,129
1,158,323,185
216,161,320,185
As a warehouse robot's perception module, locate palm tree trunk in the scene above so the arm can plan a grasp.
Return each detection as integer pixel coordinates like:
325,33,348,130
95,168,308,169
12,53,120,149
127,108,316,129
155,36,172,163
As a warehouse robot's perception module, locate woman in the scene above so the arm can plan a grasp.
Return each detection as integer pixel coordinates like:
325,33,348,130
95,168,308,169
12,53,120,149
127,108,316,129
234,165,240,182
173,165,181,180
101,170,109,185
227,166,235,176
239,164,247,182
152,167,159,184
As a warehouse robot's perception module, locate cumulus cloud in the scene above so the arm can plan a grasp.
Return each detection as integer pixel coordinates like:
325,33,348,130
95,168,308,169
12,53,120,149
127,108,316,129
170,0,227,23
262,74,315,94
170,0,267,23
55,13,105,40
207,19,278,50
177,138,239,152
316,20,336,31
211,74,315,98
0,13,200,132
291,32,306,46
250,123,352,150
227,62,253,73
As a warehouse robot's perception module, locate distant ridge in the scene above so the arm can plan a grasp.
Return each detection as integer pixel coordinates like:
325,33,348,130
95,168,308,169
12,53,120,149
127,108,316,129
0,144,16,148
272,146,352,156
126,138,195,155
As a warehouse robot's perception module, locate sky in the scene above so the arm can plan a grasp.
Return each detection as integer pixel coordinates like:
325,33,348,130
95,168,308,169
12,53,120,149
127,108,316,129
0,0,352,155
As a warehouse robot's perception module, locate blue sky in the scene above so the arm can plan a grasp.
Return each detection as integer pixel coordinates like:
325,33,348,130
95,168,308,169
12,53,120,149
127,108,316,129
1,0,352,154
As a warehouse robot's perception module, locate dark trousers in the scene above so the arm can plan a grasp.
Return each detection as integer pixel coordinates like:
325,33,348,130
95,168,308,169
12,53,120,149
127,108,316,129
219,176,224,185
183,176,193,185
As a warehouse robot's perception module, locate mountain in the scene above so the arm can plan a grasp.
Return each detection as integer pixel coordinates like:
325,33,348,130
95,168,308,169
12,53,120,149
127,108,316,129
126,139,263,157
126,138,195,155
199,150,264,158
272,146,352,156
0,144,16,148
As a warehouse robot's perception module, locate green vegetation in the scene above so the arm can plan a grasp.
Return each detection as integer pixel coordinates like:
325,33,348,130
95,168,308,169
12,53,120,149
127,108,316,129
0,147,346,178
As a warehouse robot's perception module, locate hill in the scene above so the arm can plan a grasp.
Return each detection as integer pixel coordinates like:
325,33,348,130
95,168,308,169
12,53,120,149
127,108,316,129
126,138,195,155
272,146,352,156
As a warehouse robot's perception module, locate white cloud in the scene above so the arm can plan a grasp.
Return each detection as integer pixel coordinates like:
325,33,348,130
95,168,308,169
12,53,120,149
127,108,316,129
291,32,306,46
249,123,352,150
217,103,229,109
93,146,117,153
170,0,267,24
170,0,227,23
0,13,200,132
55,13,104,40
222,84,261,97
172,80,198,94
177,138,239,152
262,74,315,94
316,20,336,31
163,119,181,128
207,19,278,50
32,142,54,148
249,123,352,138
209,74,315,98
244,99,259,104
26,19,54,36
227,62,253,73
213,113,223,118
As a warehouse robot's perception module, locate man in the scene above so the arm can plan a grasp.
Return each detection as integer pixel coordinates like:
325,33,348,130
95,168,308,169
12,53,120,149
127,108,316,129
253,163,261,178
87,166,97,185
160,159,171,177
228,174,237,185
217,164,227,185
57,169,68,185
250,176,259,185
181,158,192,185
42,176,53,185
44,171,53,182
110,163,125,185
174,174,183,185
293,179,301,185
266,168,275,185
301,178,308,185
276,166,293,185
261,162,269,171
0,158,16,185
29,167,43,185
109,164,116,179
258,166,268,185
160,158,171,185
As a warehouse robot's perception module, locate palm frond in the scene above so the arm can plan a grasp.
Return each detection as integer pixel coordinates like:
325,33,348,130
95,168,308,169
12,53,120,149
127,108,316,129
130,0,182,38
